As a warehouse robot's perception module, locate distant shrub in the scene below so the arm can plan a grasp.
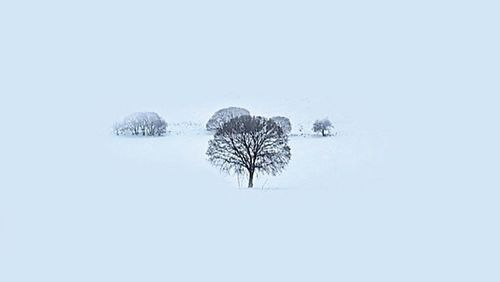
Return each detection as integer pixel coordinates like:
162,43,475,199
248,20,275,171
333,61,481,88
312,118,334,137
271,116,292,134
113,112,167,137
206,107,250,131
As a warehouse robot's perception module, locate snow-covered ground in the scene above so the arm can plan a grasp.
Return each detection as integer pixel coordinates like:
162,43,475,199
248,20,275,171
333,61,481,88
0,119,396,281
1,109,498,282
0,98,498,282
3,115,495,282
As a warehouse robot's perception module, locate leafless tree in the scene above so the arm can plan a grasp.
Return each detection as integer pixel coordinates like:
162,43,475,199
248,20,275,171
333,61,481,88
114,112,167,136
271,116,292,135
206,107,250,131
313,118,334,137
207,116,291,188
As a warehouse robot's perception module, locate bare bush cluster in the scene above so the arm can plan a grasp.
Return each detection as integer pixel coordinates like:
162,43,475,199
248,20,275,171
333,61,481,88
313,118,334,137
113,112,167,137
271,116,292,135
206,107,250,131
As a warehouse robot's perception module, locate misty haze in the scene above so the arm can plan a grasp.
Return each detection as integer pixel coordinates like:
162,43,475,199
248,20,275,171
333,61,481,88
1,1,498,282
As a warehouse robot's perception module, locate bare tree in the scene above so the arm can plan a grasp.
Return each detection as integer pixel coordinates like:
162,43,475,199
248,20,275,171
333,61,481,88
113,112,167,136
207,116,291,188
313,118,334,137
271,116,292,135
206,107,250,131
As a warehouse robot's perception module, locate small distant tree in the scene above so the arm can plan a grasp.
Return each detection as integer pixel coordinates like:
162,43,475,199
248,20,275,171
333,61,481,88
313,118,334,137
271,116,292,135
113,112,167,136
206,107,250,131
207,116,291,188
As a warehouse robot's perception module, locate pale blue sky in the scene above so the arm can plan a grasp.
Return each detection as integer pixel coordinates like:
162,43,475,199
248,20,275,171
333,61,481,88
2,0,497,127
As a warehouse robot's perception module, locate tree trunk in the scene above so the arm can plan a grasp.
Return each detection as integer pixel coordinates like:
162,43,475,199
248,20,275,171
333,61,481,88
322,129,326,136
248,170,254,188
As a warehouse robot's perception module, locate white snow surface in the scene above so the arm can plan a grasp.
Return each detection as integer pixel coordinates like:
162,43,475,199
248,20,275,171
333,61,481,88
1,115,497,281
2,119,392,282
